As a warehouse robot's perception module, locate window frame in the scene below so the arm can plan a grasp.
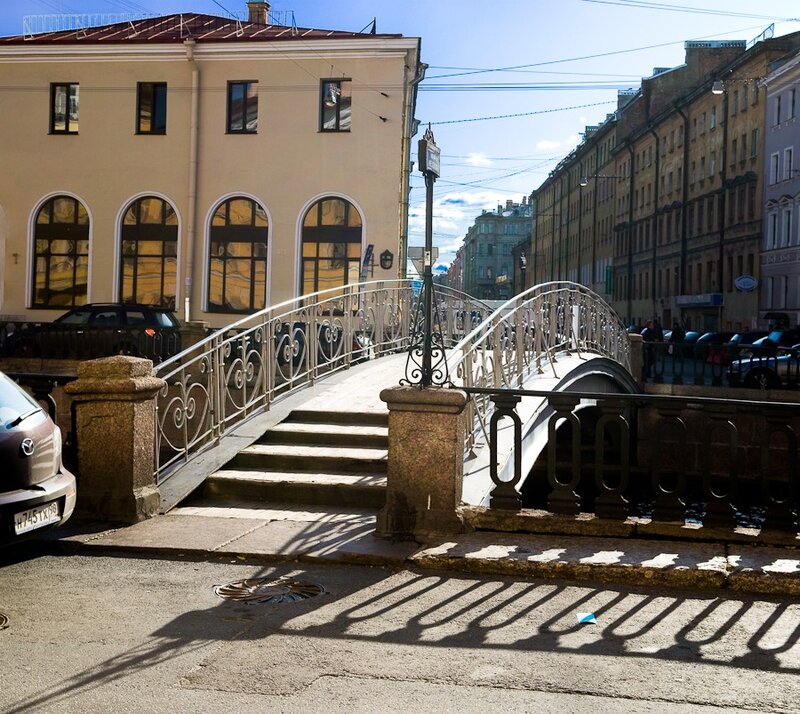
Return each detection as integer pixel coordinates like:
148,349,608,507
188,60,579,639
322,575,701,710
136,82,167,135
319,79,352,133
226,80,258,134
207,197,269,313
50,82,79,134
32,195,90,308
119,196,178,309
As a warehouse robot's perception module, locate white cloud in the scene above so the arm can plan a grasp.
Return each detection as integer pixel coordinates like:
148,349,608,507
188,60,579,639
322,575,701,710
465,153,492,167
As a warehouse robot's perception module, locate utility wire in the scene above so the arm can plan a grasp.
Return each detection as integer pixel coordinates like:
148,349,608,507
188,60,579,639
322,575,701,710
580,0,800,22
430,100,615,125
426,23,770,79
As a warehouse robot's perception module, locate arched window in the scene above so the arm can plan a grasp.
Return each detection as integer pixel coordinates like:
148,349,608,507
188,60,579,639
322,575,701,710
208,197,268,313
33,196,89,307
301,197,362,294
120,196,178,308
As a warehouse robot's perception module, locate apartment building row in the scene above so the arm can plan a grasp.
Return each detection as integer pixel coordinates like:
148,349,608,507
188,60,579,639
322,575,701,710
0,1,422,328
449,198,532,301
527,31,800,332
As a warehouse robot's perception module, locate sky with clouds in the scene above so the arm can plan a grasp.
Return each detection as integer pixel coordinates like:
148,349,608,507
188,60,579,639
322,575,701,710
3,0,800,273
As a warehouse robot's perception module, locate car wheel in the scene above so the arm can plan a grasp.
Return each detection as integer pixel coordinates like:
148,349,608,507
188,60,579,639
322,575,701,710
17,337,41,358
743,369,780,390
115,342,140,357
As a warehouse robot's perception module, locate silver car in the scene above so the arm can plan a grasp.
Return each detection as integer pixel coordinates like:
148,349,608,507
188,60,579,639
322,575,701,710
0,371,76,543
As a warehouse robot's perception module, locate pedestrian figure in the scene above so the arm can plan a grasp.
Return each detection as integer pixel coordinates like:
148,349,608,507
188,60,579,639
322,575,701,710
641,319,656,379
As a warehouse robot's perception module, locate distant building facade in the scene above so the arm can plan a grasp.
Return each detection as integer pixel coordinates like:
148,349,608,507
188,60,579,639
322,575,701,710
760,50,800,328
528,32,800,332
459,199,532,301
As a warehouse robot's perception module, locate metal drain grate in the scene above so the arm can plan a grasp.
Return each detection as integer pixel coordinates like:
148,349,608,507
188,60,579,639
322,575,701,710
0,612,8,630
214,576,326,604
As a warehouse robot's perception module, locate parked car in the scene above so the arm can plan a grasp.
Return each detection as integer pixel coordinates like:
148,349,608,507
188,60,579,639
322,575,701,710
0,370,76,543
727,348,800,389
750,328,800,349
5,303,182,362
695,331,737,365
728,330,769,347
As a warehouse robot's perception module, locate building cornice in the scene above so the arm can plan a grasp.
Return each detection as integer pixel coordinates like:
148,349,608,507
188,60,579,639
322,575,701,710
0,37,418,63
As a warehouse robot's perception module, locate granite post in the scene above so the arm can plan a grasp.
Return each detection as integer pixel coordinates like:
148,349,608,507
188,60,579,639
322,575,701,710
376,386,468,542
65,356,165,523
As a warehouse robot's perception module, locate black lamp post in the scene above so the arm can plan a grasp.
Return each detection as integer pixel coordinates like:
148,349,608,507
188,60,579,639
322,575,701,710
403,125,449,388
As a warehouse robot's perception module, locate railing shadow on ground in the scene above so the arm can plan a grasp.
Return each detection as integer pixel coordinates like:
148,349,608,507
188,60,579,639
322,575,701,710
3,551,800,714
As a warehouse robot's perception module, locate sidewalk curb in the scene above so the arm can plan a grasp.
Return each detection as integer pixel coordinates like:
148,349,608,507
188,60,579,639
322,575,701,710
35,521,800,597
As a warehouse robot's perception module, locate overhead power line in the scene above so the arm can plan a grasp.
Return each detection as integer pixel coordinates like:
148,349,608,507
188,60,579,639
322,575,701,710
430,100,616,125
425,23,770,79
580,0,800,22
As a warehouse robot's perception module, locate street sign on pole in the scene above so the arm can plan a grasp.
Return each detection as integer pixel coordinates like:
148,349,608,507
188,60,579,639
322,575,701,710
408,246,438,277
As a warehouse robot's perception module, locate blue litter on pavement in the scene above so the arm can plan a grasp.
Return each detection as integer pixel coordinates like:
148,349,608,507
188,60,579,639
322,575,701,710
577,612,597,624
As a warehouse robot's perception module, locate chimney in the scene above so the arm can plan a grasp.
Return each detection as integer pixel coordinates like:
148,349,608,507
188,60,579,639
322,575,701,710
247,0,270,24
505,199,513,210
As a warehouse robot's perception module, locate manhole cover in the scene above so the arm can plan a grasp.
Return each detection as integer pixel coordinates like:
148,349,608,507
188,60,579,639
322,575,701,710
214,576,326,604
0,612,8,630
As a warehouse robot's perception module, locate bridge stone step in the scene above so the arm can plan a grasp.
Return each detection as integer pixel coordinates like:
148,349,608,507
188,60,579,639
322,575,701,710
231,443,387,474
286,409,389,427
261,421,388,449
202,469,387,509
187,409,389,513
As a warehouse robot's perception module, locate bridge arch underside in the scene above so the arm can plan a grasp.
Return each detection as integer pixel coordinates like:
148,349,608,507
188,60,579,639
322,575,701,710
462,354,641,508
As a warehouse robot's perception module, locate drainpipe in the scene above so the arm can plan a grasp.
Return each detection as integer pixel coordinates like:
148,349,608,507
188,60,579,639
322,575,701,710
399,49,426,280
577,162,584,284
648,126,661,320
675,105,690,299
626,143,635,322
184,39,199,323
717,90,729,330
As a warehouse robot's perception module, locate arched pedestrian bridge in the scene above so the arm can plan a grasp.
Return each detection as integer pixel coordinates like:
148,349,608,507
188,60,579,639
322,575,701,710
151,280,639,520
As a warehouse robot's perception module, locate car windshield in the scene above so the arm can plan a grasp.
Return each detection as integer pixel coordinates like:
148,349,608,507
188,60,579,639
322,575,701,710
56,308,92,325
0,372,43,428
767,330,784,342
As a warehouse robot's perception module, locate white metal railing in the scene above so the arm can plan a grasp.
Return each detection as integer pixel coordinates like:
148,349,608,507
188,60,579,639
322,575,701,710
447,281,631,454
152,280,493,483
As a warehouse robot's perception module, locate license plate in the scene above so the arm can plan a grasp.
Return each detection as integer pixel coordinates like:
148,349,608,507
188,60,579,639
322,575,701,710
14,501,61,535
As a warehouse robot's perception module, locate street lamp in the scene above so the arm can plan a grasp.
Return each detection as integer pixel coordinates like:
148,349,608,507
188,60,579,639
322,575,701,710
403,124,449,388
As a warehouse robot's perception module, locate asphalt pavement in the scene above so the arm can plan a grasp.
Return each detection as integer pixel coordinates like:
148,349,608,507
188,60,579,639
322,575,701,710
2,548,800,713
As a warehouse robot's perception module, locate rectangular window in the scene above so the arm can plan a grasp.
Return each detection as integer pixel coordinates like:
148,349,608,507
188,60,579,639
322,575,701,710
768,212,778,249
710,151,716,177
742,84,748,108
783,209,793,247
320,79,352,132
771,153,780,184
708,197,715,230
784,147,794,180
227,81,258,133
740,134,746,162
136,82,167,134
791,88,797,119
50,82,79,134
776,95,782,125
710,106,717,129
732,90,739,115
731,139,737,168
750,128,758,158
700,112,706,134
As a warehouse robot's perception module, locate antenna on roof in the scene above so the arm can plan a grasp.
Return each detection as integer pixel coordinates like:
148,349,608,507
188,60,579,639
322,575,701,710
358,17,376,34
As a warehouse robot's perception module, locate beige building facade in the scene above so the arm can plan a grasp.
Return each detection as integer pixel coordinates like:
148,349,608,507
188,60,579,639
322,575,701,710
0,6,422,328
